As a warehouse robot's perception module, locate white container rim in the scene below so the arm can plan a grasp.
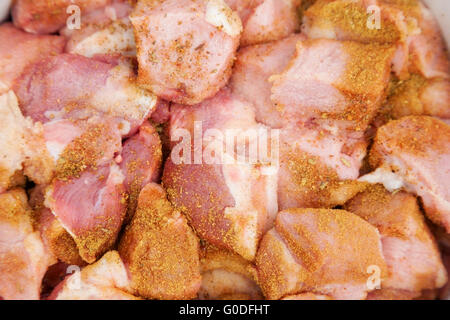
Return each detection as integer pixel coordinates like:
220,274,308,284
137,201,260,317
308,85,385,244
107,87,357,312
423,0,450,47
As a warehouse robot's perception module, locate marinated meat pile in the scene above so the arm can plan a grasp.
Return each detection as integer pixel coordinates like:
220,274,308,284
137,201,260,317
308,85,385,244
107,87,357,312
0,0,449,300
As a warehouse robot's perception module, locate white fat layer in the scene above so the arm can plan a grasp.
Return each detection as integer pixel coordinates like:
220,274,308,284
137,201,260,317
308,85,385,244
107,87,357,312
222,160,259,259
93,164,125,210
56,251,132,299
70,20,136,58
205,0,243,37
0,91,27,181
301,16,337,40
90,63,156,121
46,141,67,161
359,167,404,192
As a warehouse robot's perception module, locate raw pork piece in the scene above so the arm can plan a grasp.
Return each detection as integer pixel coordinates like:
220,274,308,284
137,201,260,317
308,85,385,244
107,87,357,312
301,0,450,79
61,1,135,57
346,184,447,299
0,91,30,192
277,124,368,211
49,251,139,300
383,74,450,120
0,23,65,94
163,89,278,261
230,34,305,128
226,0,301,46
363,116,450,233
45,163,127,264
119,122,162,220
0,189,54,300
14,53,156,136
12,0,112,34
199,245,262,300
130,0,242,104
270,39,396,132
118,183,201,300
256,208,387,300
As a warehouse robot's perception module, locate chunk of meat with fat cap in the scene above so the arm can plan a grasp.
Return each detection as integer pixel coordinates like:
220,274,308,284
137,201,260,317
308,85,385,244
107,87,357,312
130,0,242,105
199,245,262,300
256,208,387,300
270,39,396,132
163,89,278,261
345,184,447,299
14,53,156,137
45,164,127,264
49,251,138,300
363,116,450,233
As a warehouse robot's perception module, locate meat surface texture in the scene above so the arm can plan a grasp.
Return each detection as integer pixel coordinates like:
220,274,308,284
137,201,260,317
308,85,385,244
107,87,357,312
0,189,53,300
61,1,135,58
131,0,242,105
49,251,138,300
345,184,447,299
118,183,202,300
163,88,278,261
270,39,395,132
230,34,305,128
365,116,450,233
119,122,163,221
0,23,65,94
1,0,450,302
228,0,301,47
302,0,450,79
277,124,368,211
199,246,262,300
383,75,450,120
256,208,387,300
0,91,30,192
12,0,112,34
14,53,156,136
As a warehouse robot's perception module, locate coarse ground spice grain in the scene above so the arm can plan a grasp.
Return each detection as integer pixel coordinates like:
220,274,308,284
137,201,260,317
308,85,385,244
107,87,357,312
281,146,367,208
334,41,395,129
306,0,402,43
384,74,428,118
163,161,237,253
55,123,116,181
